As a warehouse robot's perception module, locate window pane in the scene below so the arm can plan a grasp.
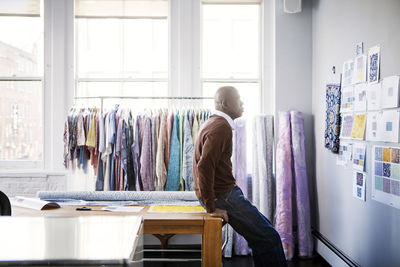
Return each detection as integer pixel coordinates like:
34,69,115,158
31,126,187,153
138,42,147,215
76,18,168,79
202,4,259,79
0,15,44,76
202,82,260,118
0,81,43,160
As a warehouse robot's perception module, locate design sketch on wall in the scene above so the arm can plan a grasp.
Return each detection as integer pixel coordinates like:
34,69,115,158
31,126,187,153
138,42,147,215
372,146,400,210
366,111,381,141
380,110,400,143
340,114,354,139
352,143,366,172
337,141,353,166
353,83,367,111
366,82,382,111
340,86,354,113
354,55,367,84
368,45,380,84
342,60,355,87
381,76,400,109
351,113,366,140
353,171,366,201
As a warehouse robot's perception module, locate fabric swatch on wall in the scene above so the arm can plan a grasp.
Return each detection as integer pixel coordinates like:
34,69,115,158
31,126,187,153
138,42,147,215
351,113,366,139
353,55,367,84
324,84,341,153
368,45,380,84
342,60,355,87
340,114,354,139
340,86,354,112
391,180,400,196
383,163,391,178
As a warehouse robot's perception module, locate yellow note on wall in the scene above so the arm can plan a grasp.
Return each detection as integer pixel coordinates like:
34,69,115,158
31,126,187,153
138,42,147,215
150,205,206,213
351,114,366,139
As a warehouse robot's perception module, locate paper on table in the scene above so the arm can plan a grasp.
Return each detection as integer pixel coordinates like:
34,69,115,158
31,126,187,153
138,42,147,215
11,196,60,210
368,45,380,84
381,76,400,109
366,112,381,141
149,205,206,213
352,143,366,172
101,206,144,212
340,114,354,139
337,142,353,166
351,113,366,139
380,109,400,143
353,83,367,111
353,55,367,84
353,171,366,201
366,82,382,111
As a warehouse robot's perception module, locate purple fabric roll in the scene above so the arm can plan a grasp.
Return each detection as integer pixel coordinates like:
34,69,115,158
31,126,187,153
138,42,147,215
290,111,313,257
233,118,251,256
275,111,294,257
140,116,155,191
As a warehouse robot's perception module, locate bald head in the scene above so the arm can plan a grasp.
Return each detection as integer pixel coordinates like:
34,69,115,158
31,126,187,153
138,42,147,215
214,86,244,119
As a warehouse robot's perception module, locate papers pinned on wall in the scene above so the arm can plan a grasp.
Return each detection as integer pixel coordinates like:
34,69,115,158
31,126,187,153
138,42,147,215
340,114,354,139
366,112,381,141
352,143,366,172
351,113,367,140
342,60,355,87
372,146,400,210
340,86,355,113
337,142,353,166
353,171,366,201
353,55,367,84
380,110,400,143
353,84,367,111
366,82,382,111
381,76,400,109
368,45,380,84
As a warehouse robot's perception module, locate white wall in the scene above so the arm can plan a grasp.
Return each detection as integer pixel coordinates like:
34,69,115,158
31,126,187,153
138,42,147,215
312,0,400,266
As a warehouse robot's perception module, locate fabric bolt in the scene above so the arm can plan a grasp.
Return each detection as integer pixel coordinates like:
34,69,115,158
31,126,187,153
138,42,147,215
156,111,168,190
183,111,195,191
140,116,155,191
232,118,251,256
165,113,181,191
275,110,294,260
290,111,313,258
325,84,341,153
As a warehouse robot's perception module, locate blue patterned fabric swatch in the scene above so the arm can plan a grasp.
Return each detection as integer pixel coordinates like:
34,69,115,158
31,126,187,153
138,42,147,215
375,176,383,191
375,147,383,161
324,84,341,153
383,163,391,177
391,180,400,196
375,162,383,176
383,178,391,193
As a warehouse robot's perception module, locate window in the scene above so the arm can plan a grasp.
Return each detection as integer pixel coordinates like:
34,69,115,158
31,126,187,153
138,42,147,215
74,0,169,110
201,1,261,118
0,0,44,162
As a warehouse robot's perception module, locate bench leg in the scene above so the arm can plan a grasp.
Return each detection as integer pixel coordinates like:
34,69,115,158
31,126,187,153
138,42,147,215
202,218,222,267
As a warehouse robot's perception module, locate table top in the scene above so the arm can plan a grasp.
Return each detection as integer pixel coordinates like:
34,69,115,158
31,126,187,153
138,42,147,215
0,215,142,264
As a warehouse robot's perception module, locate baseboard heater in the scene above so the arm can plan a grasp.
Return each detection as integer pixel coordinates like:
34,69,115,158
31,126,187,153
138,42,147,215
312,228,360,267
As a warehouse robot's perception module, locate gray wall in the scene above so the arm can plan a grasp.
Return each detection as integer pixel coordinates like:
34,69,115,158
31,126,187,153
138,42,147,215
312,1,400,266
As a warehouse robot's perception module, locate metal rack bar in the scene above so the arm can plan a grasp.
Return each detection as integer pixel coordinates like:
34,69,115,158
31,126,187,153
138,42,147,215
73,96,214,99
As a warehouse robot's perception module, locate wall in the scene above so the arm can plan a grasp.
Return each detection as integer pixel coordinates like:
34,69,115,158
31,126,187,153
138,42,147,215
312,0,400,266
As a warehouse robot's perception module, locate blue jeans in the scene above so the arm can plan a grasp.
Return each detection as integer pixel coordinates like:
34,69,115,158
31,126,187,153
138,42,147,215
201,186,287,267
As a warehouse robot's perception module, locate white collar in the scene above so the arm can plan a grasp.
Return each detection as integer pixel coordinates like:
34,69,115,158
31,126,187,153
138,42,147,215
212,110,235,130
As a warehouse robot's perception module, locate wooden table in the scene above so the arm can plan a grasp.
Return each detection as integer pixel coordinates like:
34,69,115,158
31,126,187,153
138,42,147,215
12,205,222,267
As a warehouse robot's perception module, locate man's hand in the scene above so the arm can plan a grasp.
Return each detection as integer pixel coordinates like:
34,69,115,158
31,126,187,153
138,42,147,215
210,208,229,223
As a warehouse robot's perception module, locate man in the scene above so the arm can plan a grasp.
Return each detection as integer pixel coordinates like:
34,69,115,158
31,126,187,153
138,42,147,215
193,86,287,267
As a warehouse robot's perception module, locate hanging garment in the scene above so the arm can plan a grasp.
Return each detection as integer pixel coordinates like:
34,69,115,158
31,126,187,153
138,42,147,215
103,112,111,191
290,110,313,257
165,111,174,168
192,112,199,144
324,84,341,153
182,111,194,191
140,115,155,191
151,114,157,189
251,118,260,209
179,110,185,191
275,110,294,260
165,112,181,191
131,115,142,191
156,111,167,190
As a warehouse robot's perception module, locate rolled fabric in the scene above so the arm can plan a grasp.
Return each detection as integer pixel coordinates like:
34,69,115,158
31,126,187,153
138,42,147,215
37,191,198,202
233,118,251,255
275,110,294,260
290,110,313,257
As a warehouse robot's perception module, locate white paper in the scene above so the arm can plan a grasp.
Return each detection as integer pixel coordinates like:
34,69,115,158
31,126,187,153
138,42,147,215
11,196,60,210
340,114,354,139
368,45,380,84
101,206,144,212
366,112,382,141
337,142,353,166
342,60,355,87
353,83,367,111
366,82,382,111
353,171,366,201
353,55,367,84
340,86,354,113
380,110,400,143
352,143,366,171
381,76,400,109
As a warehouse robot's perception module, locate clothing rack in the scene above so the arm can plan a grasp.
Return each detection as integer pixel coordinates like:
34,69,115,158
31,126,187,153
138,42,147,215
73,96,214,111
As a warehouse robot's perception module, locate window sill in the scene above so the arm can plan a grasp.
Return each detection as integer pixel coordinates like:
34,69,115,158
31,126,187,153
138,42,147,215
0,170,67,178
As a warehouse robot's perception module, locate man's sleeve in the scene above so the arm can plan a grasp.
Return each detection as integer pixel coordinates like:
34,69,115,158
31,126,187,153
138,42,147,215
196,133,225,213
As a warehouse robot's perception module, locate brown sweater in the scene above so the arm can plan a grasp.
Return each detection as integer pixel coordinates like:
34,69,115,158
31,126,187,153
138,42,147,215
193,115,236,213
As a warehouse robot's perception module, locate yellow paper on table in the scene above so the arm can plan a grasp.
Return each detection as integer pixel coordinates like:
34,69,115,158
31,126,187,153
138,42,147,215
351,114,366,139
150,205,205,213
